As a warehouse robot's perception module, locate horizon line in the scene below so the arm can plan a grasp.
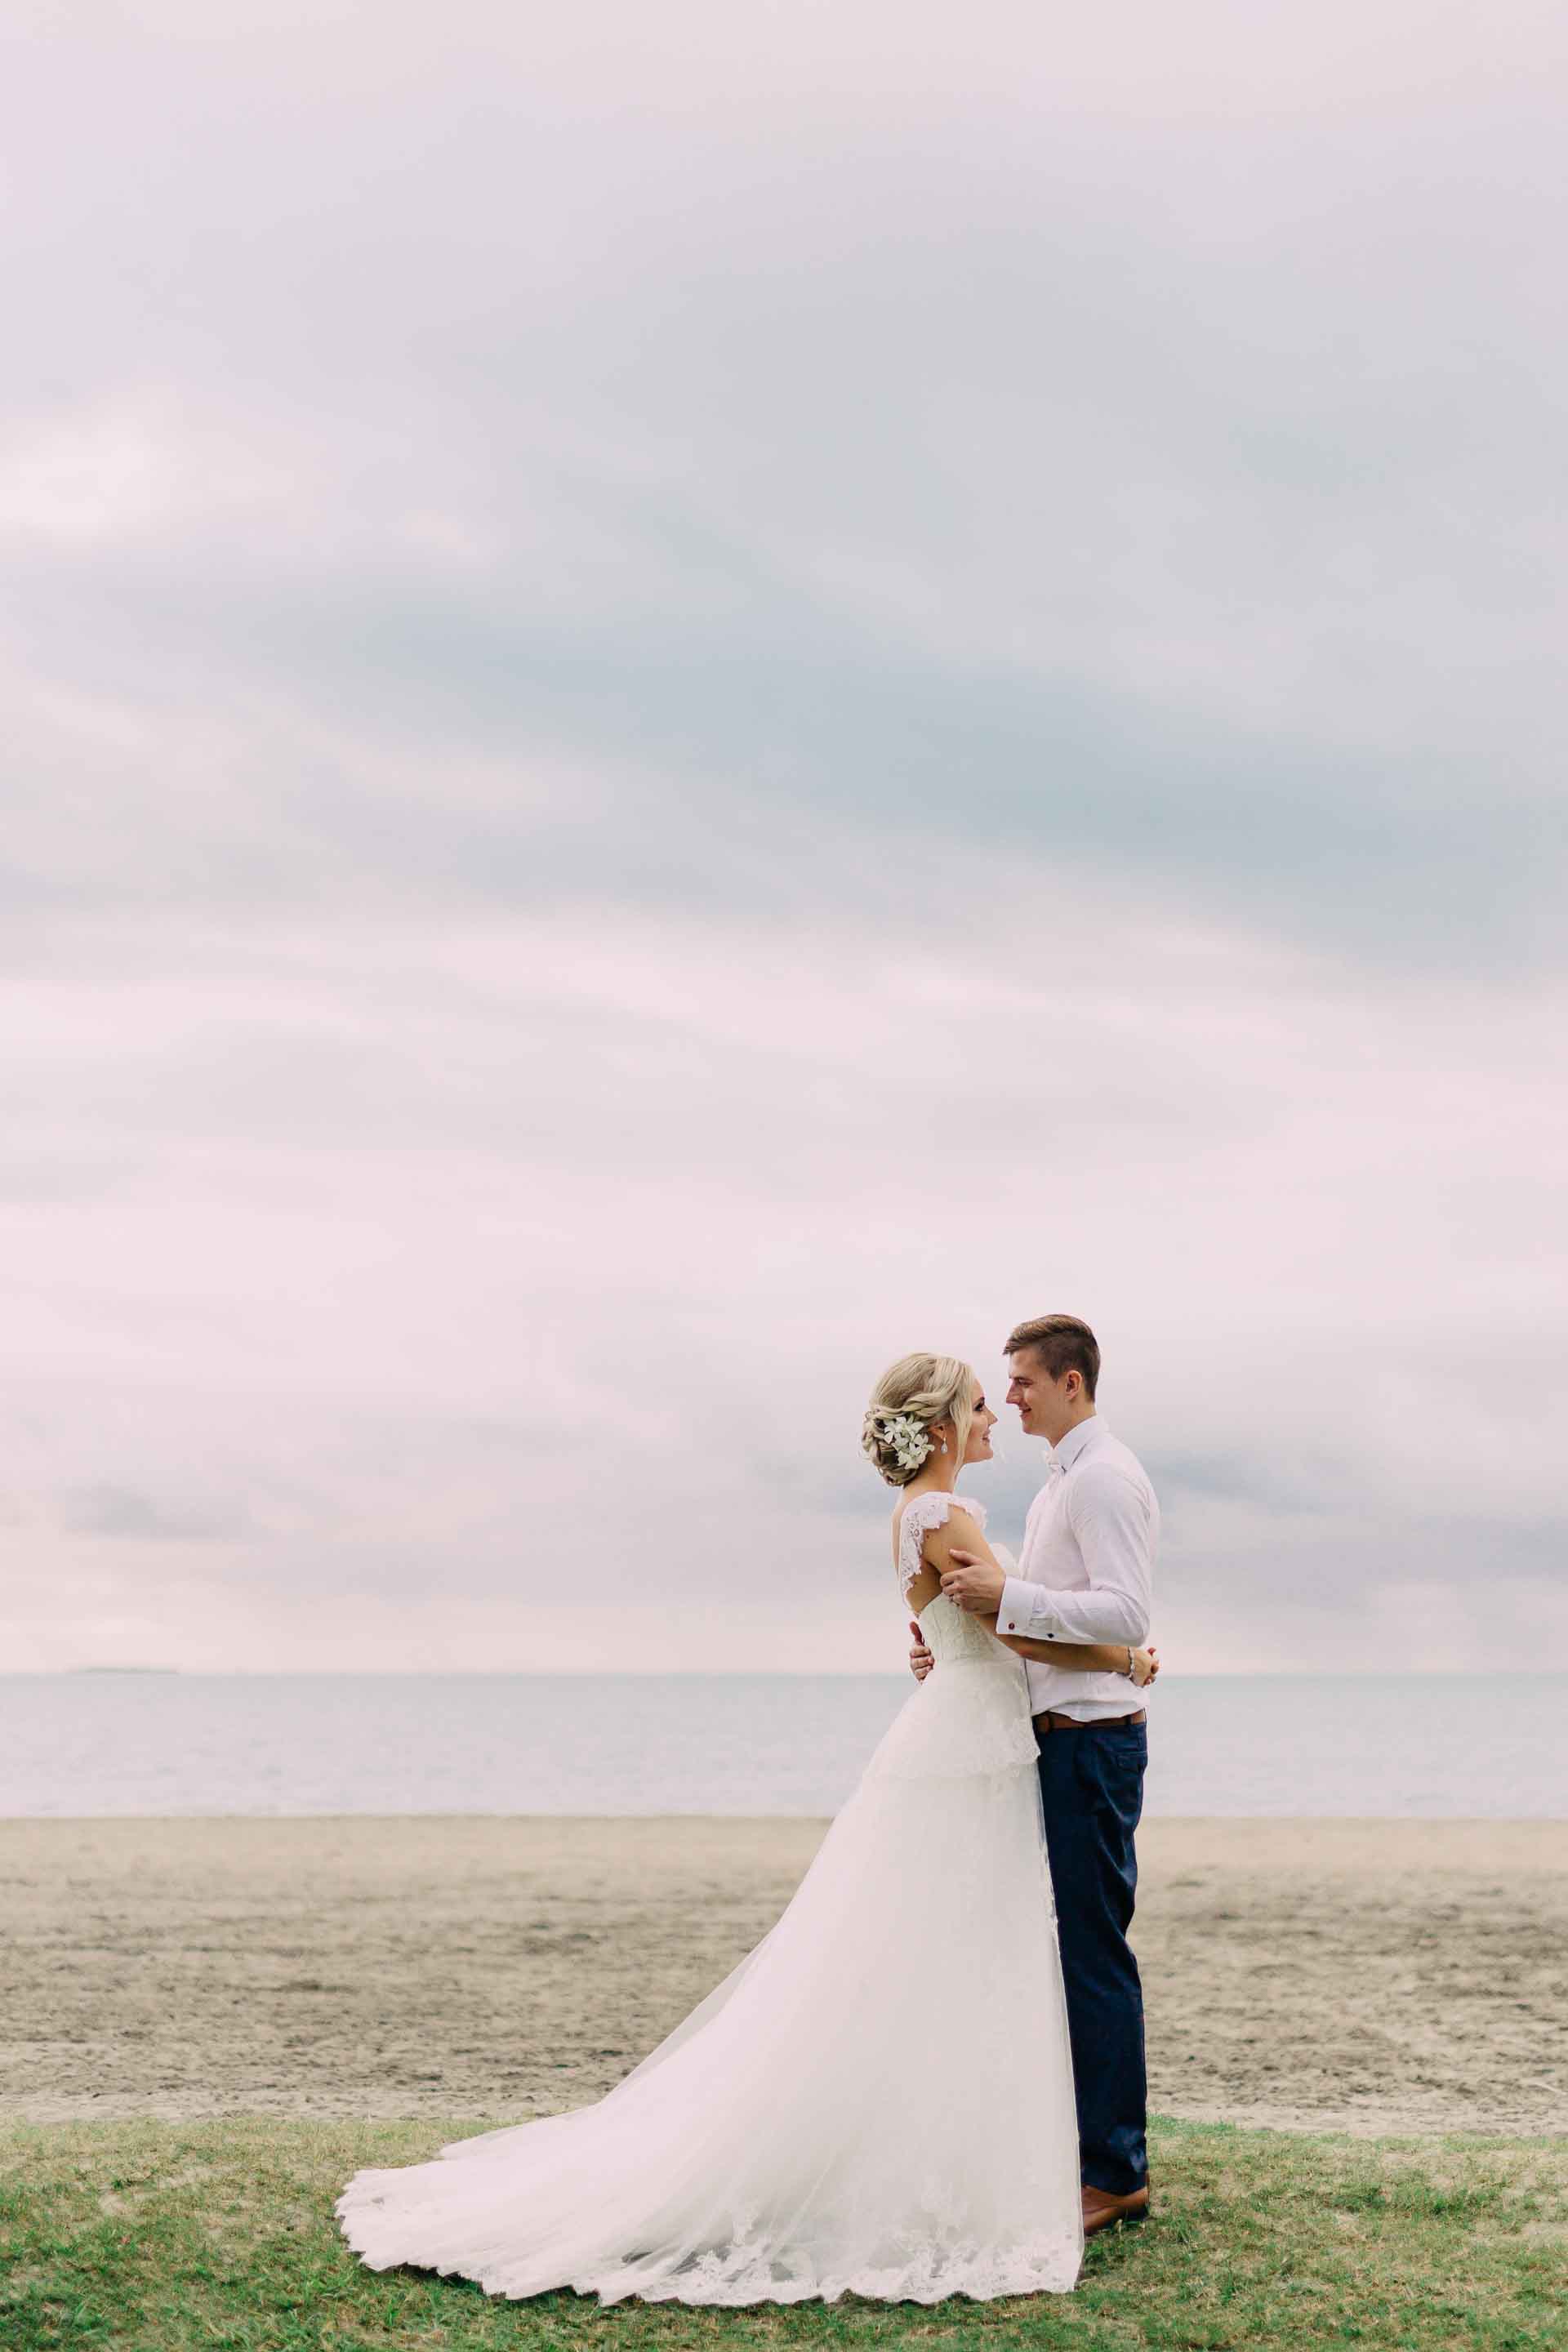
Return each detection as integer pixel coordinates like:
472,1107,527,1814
4,1666,1558,1681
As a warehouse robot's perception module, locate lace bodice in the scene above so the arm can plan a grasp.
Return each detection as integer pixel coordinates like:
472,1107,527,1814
897,1492,1011,1666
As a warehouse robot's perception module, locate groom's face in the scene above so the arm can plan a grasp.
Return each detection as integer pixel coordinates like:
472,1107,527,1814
1005,1348,1078,1445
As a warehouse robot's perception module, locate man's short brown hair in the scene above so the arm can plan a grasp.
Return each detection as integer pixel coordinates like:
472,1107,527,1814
1004,1313,1100,1401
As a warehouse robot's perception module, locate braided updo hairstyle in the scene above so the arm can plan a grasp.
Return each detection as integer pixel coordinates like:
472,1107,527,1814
860,1353,977,1488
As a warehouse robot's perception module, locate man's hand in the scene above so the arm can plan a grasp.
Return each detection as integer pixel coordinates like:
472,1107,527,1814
908,1621,934,1682
940,1550,1007,1614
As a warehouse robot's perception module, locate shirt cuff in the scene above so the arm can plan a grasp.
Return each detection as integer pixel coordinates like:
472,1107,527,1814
998,1575,1056,1641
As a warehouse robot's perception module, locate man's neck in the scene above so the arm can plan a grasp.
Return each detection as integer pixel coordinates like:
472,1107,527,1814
1048,1405,1097,1449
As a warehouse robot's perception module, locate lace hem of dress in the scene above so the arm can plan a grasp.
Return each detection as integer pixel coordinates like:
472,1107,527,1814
337,2193,1080,2305
583,2233,1082,2305
896,1491,988,1601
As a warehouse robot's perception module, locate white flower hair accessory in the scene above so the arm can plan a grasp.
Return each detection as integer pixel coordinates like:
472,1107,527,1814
871,1410,932,1475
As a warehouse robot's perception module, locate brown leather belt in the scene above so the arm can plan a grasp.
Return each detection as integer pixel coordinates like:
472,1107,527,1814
1033,1708,1147,1736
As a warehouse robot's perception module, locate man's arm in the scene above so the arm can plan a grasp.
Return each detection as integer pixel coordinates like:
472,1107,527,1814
990,1468,1154,1647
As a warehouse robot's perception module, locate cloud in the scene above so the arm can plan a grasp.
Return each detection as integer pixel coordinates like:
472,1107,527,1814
2,6,1566,965
2,883,1563,1669
1,3,1565,1673
56,1484,247,1543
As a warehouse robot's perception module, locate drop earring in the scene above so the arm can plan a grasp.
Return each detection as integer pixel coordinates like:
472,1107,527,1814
939,1436,948,1454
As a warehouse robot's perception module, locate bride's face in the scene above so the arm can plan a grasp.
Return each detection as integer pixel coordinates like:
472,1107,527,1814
961,1383,997,1465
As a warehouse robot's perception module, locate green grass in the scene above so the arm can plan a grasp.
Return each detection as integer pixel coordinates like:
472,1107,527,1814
2,2117,1564,2352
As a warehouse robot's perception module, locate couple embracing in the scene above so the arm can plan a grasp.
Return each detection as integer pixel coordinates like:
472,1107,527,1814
339,1313,1161,2306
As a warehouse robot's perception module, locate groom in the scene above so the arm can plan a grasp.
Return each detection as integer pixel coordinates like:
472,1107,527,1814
911,1312,1159,2235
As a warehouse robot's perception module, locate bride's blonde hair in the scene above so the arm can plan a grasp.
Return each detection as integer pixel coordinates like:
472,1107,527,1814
861,1353,977,1488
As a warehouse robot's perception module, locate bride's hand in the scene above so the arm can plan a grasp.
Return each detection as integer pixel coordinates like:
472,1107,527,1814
1131,1645,1160,1688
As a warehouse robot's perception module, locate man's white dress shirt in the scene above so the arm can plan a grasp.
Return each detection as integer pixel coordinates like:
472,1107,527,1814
997,1415,1159,1723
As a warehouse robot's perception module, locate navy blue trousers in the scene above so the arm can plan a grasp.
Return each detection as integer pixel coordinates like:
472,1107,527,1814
1036,1717,1148,2196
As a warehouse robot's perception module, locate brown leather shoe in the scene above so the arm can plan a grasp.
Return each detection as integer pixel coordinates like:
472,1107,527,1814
1082,2183,1150,2235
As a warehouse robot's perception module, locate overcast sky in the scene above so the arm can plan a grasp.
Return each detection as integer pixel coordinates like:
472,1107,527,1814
4,2,1565,1675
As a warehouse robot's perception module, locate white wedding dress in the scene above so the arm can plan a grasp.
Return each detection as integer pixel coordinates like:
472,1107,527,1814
336,1494,1083,2304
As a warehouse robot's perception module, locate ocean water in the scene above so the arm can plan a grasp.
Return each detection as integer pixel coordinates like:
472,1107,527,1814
2,1673,1561,1819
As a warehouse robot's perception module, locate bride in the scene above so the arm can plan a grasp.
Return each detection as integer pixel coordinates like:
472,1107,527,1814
336,1352,1159,2305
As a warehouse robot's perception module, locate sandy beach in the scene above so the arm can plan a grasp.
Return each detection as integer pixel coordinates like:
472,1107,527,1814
3,1816,1563,2138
